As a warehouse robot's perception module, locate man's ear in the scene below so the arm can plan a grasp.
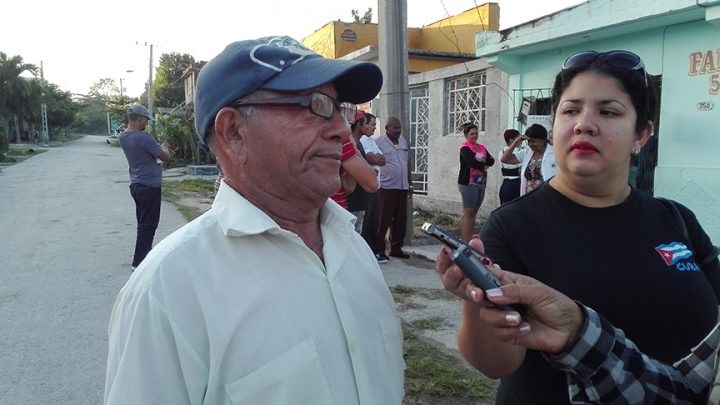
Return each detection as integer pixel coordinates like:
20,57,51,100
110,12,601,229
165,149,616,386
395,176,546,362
213,107,248,164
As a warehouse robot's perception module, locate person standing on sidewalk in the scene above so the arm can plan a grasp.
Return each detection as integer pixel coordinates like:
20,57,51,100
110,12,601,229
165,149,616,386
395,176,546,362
118,104,170,270
457,122,494,242
374,117,412,262
359,113,385,250
347,110,379,233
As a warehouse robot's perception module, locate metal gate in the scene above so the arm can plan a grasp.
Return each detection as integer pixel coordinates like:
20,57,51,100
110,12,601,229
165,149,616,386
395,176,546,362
409,86,429,194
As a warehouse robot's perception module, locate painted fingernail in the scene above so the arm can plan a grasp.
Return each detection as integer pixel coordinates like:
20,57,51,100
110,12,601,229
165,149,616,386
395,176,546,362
486,288,503,298
506,313,520,324
471,234,480,240
470,289,479,301
519,323,531,334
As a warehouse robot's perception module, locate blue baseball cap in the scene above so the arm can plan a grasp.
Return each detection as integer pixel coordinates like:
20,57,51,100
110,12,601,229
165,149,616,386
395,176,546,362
194,36,383,145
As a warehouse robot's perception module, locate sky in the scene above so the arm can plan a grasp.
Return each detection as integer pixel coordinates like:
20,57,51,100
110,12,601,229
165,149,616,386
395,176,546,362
1,0,584,98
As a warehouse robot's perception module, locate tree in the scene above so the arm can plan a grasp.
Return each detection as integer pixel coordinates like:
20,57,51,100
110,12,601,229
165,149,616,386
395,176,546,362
351,8,373,24
14,78,42,143
44,83,81,134
153,52,195,109
155,109,213,165
73,96,105,135
76,78,129,134
0,52,37,152
87,78,118,105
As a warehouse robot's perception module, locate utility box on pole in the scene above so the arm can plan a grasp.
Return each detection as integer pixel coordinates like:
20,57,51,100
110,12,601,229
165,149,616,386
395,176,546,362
378,0,413,244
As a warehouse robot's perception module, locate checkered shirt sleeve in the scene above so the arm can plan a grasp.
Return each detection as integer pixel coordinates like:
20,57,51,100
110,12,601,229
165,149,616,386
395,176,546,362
547,304,720,404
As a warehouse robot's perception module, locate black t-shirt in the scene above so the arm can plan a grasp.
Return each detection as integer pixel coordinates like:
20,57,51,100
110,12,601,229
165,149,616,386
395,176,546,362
481,183,720,405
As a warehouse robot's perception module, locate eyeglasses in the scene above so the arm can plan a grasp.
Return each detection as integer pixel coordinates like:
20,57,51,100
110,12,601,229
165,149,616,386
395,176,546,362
231,91,357,123
562,50,648,86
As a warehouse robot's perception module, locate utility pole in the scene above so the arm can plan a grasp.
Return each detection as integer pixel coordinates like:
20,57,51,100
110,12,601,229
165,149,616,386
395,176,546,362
136,42,155,119
39,61,49,146
147,44,154,118
378,0,409,124
378,0,413,244
119,78,124,99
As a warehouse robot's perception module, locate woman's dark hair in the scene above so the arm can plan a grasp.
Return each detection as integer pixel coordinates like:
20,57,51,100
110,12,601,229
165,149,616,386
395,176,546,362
462,122,478,135
525,124,548,140
502,128,520,144
551,57,657,133
364,112,376,123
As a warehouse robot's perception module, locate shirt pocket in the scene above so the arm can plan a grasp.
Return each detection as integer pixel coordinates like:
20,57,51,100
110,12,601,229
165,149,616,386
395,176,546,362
225,339,333,405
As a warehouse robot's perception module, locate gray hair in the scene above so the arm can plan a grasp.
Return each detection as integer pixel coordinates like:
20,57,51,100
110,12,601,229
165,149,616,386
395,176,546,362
206,89,276,153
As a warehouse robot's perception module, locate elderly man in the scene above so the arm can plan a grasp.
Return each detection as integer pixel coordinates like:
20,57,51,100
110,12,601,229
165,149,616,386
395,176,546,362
105,36,405,405
373,117,412,262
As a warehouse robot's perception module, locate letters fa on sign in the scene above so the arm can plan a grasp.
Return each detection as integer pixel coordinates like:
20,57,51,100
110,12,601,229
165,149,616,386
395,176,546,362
688,49,720,95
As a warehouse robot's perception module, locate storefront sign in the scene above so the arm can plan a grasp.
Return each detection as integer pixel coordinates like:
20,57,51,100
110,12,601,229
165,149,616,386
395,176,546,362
688,49,720,95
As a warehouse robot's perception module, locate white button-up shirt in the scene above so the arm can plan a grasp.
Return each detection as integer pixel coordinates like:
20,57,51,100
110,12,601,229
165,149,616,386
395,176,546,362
360,135,384,175
105,182,405,404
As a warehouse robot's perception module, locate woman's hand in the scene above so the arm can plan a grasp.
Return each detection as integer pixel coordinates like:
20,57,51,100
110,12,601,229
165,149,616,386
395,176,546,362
435,238,526,376
435,238,585,355
513,135,528,147
482,267,585,355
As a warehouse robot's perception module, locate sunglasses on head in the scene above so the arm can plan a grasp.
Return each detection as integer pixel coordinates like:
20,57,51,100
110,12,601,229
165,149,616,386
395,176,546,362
562,50,648,86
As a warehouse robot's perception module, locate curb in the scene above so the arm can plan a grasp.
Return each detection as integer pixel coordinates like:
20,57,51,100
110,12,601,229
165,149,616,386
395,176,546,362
405,243,443,262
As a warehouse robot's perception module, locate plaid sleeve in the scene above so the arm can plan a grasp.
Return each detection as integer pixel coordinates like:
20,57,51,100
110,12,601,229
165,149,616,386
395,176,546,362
546,305,718,404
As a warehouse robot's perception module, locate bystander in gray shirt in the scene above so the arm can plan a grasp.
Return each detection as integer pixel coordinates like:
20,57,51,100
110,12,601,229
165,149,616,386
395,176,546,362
119,131,164,188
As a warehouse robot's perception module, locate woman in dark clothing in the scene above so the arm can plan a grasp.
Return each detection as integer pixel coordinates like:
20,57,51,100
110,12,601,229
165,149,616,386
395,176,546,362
498,128,522,204
437,50,720,405
457,122,495,242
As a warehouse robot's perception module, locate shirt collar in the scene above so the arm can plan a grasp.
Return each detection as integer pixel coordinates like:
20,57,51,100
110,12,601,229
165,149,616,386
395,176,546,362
212,181,356,238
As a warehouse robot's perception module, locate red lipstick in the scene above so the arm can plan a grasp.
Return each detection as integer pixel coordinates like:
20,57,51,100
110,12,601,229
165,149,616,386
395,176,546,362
571,141,598,155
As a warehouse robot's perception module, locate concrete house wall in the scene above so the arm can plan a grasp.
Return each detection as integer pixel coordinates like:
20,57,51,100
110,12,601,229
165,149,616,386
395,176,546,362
408,60,509,219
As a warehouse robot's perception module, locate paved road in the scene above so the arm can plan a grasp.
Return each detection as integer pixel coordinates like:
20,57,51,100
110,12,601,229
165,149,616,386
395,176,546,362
0,136,186,404
0,136,458,404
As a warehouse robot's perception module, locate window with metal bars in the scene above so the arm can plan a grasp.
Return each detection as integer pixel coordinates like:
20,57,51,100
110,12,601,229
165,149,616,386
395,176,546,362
446,73,487,135
409,86,429,194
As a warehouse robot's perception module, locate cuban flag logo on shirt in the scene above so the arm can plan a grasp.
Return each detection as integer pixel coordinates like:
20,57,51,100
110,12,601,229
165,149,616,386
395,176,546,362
655,242,694,266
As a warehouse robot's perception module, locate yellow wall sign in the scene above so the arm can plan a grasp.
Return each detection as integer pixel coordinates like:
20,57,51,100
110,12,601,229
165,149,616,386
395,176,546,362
688,50,720,95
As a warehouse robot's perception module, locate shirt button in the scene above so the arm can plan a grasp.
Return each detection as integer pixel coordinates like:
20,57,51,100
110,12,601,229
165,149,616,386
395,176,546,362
349,342,357,353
